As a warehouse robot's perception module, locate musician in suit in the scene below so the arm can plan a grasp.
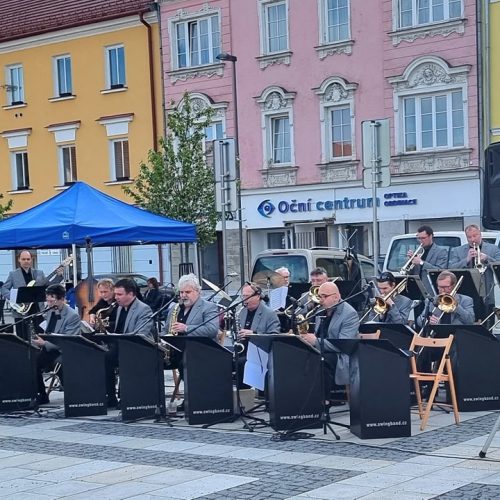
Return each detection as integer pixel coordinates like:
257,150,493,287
163,274,219,411
236,282,280,388
365,272,413,324
1,250,64,340
301,281,359,400
32,284,81,405
415,270,475,329
105,278,156,408
274,266,294,333
449,224,500,324
407,226,448,292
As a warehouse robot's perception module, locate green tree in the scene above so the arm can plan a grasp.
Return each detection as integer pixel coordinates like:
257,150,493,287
123,93,217,249
0,193,13,219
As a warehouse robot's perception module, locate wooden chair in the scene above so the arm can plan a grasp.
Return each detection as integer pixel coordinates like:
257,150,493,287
409,334,459,431
358,330,381,340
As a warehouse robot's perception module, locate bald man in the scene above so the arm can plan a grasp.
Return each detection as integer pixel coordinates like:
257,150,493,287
302,282,359,402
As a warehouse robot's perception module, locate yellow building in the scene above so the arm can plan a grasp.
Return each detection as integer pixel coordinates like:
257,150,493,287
0,0,163,214
488,1,500,144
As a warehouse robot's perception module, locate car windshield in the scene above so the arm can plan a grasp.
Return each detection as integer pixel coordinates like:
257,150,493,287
252,255,309,283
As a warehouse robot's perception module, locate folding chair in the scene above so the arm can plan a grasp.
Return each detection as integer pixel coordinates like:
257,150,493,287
409,334,459,431
45,362,62,395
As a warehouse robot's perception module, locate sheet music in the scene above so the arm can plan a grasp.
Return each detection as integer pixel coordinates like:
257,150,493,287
40,320,47,332
243,341,268,390
269,286,288,310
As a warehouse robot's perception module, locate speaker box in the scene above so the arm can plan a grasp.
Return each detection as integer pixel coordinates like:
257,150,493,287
483,143,500,230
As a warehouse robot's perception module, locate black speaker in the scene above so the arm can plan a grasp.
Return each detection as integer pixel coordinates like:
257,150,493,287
482,143,500,229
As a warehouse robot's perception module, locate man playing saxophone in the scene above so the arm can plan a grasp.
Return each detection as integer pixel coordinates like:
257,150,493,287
364,272,413,324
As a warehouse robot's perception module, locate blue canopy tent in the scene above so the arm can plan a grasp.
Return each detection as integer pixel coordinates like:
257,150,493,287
0,181,196,248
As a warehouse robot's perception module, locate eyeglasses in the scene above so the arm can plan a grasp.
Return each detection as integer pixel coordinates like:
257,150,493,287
319,293,335,299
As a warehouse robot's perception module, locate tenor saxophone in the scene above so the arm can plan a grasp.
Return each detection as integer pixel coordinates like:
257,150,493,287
168,303,180,335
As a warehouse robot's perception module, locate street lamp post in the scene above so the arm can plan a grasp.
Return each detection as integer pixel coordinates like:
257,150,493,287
216,52,245,287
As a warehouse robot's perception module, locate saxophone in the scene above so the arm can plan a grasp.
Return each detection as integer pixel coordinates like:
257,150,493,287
95,302,117,333
168,303,180,335
233,306,246,354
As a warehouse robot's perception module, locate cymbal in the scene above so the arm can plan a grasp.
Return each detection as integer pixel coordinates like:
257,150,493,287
252,270,286,288
202,278,232,302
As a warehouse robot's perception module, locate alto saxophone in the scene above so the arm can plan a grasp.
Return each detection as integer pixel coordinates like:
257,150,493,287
168,303,180,335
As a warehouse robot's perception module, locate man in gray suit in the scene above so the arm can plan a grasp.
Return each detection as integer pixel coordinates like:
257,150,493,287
236,282,280,388
33,284,81,405
105,278,156,408
365,272,413,324
302,281,359,403
407,225,448,293
449,224,500,324
415,271,475,329
1,250,63,340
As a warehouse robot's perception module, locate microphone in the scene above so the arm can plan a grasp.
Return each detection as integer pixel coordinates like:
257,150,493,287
41,304,58,314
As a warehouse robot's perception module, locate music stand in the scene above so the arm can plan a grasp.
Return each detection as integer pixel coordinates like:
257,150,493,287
429,269,483,320
394,276,428,302
16,286,46,306
491,262,500,287
337,281,365,311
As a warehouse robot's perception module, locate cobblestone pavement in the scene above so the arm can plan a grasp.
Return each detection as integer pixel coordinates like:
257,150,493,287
1,391,500,499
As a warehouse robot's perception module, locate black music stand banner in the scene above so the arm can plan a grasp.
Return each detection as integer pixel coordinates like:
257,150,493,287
332,338,411,439
162,335,233,425
0,334,37,411
432,325,500,411
97,334,166,421
40,334,107,417
250,334,322,431
394,276,428,301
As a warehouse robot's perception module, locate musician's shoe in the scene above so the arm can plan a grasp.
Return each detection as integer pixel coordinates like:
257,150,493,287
36,393,50,405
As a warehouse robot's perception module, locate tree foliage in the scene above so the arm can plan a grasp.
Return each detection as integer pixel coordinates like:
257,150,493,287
123,93,217,248
0,193,13,220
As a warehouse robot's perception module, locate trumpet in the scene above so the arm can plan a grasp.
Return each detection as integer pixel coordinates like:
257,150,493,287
400,244,424,275
473,243,487,274
360,278,408,323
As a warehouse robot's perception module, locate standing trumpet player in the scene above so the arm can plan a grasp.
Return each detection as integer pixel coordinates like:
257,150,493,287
449,225,500,325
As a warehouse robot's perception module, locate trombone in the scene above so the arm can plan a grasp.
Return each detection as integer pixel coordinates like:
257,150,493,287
418,275,463,335
283,285,320,317
400,244,424,275
360,278,408,323
480,307,500,331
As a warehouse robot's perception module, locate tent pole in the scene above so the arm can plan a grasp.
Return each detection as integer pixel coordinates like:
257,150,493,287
72,243,77,285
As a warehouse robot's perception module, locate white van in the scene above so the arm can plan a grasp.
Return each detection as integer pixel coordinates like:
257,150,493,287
383,231,500,275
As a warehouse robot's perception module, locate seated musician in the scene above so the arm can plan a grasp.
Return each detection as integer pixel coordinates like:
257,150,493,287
105,278,156,408
301,281,359,406
33,284,81,405
415,270,475,330
163,274,219,411
296,267,329,332
88,278,116,331
236,282,280,388
365,272,412,324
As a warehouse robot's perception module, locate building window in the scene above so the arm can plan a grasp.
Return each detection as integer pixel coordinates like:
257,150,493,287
111,139,130,180
389,56,469,155
11,151,30,190
267,232,286,249
260,1,289,54
315,77,357,163
271,116,291,164
58,145,77,184
402,90,464,152
5,64,24,105
256,87,296,168
106,45,126,88
174,14,220,69
398,0,462,28
321,0,350,43
53,55,72,97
